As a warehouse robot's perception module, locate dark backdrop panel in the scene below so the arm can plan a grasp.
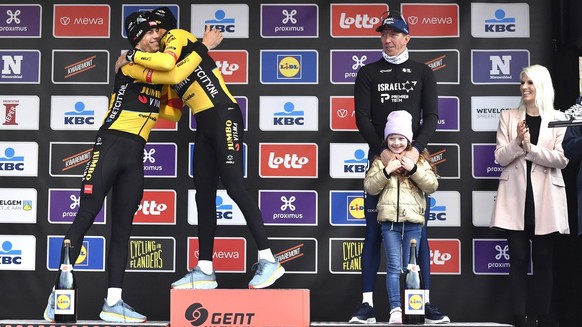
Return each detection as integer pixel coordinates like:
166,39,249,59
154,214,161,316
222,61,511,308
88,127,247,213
1,0,580,325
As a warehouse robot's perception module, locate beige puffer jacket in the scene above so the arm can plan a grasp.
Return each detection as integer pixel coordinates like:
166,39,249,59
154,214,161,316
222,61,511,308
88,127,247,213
364,158,438,224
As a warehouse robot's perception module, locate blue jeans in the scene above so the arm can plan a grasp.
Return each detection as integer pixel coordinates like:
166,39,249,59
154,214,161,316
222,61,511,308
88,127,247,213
361,192,431,293
381,221,422,310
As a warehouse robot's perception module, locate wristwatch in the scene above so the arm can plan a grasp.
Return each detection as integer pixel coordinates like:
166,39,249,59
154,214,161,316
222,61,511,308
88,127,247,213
125,49,136,63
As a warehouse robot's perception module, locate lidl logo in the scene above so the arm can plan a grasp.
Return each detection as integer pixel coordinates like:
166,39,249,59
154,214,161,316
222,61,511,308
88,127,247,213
329,190,366,225
260,50,318,84
47,236,105,271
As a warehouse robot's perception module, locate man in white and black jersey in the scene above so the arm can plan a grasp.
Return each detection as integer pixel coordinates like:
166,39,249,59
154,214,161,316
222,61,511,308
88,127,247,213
350,9,450,325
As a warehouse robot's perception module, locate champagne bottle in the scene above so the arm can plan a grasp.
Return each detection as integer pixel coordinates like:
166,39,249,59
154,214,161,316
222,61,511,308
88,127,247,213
54,239,78,323
401,238,425,324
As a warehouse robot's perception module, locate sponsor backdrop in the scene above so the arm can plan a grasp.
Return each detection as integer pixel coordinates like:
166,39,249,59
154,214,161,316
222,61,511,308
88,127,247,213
0,0,571,324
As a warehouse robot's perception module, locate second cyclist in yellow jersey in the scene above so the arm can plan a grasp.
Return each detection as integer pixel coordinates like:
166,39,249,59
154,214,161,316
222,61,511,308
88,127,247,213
116,7,285,290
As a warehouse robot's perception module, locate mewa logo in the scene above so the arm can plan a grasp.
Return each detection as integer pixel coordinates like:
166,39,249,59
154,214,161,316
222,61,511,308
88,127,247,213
259,143,317,178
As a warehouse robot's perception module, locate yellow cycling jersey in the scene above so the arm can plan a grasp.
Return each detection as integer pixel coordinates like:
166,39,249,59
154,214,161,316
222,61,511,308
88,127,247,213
130,28,236,114
100,67,182,142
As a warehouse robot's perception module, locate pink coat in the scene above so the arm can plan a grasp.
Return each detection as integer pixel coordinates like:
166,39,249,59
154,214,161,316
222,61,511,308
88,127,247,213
490,108,570,235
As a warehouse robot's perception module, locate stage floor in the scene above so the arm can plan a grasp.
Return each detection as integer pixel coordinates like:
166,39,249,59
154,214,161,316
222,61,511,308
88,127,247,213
311,322,512,326
0,320,513,327
0,321,169,327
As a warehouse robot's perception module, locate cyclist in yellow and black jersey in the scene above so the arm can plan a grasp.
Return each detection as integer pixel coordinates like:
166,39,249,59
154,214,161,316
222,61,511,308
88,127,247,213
115,7,285,290
43,12,195,324
119,25,233,114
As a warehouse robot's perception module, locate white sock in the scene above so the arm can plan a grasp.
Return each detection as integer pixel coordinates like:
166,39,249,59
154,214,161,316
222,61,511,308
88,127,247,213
362,292,374,307
425,289,431,304
258,249,275,262
197,260,213,275
106,287,122,306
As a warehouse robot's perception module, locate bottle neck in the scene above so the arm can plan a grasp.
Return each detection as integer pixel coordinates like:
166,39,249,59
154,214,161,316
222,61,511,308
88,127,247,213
63,244,71,265
408,244,417,266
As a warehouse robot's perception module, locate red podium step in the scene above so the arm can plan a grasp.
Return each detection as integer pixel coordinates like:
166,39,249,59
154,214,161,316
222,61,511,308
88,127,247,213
170,289,310,327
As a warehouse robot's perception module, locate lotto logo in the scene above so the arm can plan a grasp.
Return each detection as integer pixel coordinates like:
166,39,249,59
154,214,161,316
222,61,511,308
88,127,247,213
259,143,317,178
133,190,176,224
330,4,387,37
428,239,460,274
209,50,248,84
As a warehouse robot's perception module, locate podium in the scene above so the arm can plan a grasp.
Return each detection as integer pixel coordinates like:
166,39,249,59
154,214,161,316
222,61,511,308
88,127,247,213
170,289,310,327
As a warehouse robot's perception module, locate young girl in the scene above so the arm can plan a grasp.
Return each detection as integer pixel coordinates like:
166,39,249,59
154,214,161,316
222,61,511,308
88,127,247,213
363,110,439,324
